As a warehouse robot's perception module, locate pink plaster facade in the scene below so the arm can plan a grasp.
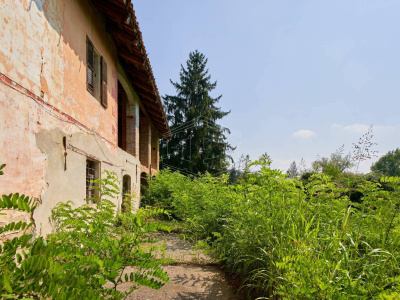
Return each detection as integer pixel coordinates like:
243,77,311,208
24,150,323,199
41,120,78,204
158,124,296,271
0,0,166,236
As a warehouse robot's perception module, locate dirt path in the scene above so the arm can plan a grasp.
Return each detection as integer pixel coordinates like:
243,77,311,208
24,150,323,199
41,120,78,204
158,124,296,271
122,233,244,300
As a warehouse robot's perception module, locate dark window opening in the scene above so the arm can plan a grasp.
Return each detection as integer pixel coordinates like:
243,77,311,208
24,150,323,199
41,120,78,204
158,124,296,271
86,37,95,94
87,36,107,108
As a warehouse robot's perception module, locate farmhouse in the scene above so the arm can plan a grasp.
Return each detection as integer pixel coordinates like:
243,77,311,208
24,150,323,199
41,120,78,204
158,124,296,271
0,0,170,236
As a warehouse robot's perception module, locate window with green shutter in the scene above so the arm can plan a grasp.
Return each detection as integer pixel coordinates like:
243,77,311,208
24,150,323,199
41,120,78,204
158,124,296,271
86,36,107,109
86,37,95,95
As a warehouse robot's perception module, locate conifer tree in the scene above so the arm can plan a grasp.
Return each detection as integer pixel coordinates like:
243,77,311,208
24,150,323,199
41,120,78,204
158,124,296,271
161,50,233,175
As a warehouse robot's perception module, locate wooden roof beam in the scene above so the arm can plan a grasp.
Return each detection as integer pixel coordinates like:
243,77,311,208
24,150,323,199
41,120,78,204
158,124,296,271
107,26,139,47
118,50,145,70
134,81,157,97
93,0,127,22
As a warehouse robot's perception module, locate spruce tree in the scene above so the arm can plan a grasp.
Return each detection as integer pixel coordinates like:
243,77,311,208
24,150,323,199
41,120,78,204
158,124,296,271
161,50,233,175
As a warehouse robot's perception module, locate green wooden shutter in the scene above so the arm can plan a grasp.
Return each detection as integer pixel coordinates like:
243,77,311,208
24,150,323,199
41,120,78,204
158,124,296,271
101,56,108,108
86,36,94,95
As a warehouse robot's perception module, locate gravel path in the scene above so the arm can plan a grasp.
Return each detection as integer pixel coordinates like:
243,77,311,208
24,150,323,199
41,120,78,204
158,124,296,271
122,233,244,300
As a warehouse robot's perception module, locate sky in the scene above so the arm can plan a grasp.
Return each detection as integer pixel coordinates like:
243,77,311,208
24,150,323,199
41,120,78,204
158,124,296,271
134,0,400,174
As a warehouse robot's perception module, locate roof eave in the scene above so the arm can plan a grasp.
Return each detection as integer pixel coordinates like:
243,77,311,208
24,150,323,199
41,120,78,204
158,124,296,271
90,0,171,139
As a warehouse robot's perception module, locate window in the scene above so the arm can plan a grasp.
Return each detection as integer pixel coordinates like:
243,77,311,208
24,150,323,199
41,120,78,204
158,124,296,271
86,36,108,108
86,159,100,203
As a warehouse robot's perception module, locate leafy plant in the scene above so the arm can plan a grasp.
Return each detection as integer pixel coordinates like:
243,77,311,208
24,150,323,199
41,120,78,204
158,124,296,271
86,169,120,204
0,166,171,299
121,191,135,213
0,163,5,176
147,154,400,299
372,148,400,177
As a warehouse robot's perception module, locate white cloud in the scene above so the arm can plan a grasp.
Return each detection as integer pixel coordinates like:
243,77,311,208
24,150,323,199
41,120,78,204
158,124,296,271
293,129,315,139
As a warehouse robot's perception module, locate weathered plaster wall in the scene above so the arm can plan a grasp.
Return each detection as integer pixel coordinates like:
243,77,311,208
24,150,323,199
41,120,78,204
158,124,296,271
0,82,52,197
0,74,141,236
0,0,121,143
0,0,143,236
34,128,140,236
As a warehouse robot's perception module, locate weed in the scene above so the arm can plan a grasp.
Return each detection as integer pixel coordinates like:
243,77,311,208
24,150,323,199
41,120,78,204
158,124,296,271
146,155,400,299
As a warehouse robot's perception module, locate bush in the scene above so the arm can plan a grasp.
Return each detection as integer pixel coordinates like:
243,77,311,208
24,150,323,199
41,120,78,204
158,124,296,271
147,155,400,299
0,166,170,299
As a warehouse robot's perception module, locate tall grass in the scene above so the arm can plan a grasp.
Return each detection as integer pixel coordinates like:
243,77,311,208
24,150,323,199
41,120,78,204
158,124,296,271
144,155,400,299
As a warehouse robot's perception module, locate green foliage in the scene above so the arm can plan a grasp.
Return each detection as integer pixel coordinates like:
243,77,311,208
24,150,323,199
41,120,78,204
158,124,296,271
141,169,190,215
229,154,251,184
121,191,134,213
48,200,170,298
371,148,400,177
161,50,233,175
0,166,170,299
0,193,37,212
0,163,5,176
147,155,400,299
86,169,120,203
321,163,342,178
311,146,353,177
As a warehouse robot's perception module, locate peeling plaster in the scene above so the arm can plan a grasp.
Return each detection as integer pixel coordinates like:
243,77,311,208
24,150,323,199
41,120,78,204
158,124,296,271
0,0,146,237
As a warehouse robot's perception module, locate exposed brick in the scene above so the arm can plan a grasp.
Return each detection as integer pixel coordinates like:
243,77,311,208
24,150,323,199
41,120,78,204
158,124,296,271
126,102,138,157
151,127,159,172
139,115,151,169
112,124,117,136
112,105,118,119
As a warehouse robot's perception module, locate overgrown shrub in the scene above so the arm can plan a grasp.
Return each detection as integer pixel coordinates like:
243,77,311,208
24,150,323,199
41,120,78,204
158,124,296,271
0,165,170,299
147,154,400,299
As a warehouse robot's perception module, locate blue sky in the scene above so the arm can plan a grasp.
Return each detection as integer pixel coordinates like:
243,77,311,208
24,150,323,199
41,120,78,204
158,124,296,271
134,0,400,173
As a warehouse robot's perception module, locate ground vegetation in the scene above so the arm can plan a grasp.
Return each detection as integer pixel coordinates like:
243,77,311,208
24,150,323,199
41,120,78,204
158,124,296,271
0,165,170,299
143,154,400,299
